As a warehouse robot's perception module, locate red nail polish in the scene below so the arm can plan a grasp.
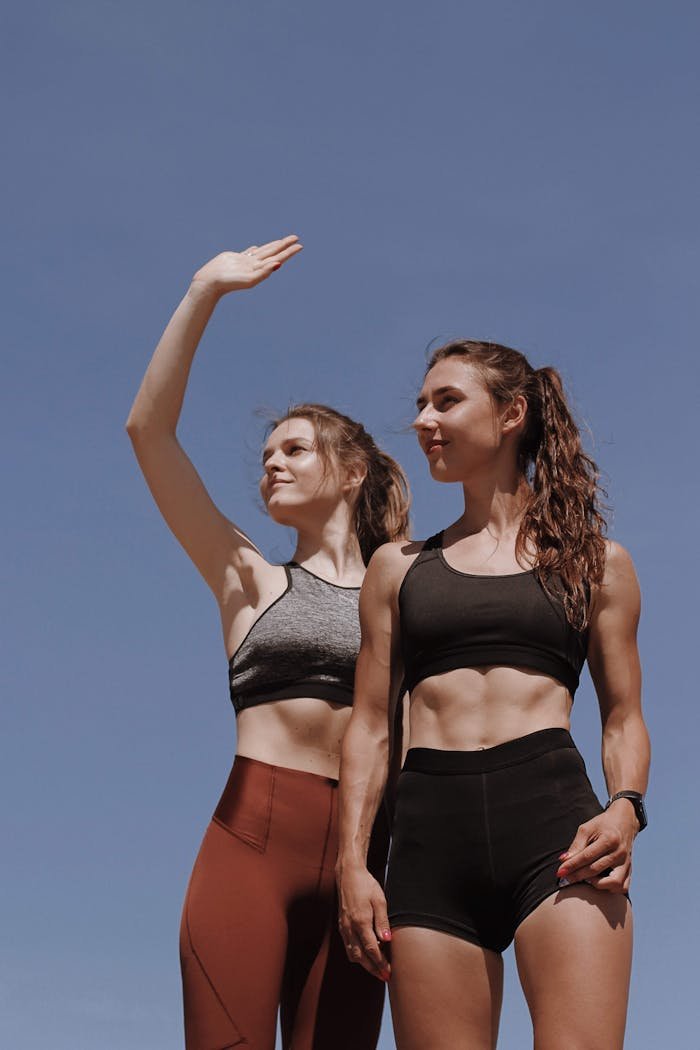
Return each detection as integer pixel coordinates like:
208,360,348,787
382,929,392,940
556,867,567,878
559,852,569,860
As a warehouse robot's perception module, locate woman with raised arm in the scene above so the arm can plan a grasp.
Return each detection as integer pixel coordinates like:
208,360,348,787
337,340,650,1050
126,237,409,1050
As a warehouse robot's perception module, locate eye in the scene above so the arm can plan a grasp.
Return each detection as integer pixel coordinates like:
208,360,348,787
438,395,458,409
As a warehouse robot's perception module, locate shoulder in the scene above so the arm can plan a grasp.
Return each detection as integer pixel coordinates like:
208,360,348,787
362,537,433,605
368,538,425,571
590,540,641,622
601,540,640,594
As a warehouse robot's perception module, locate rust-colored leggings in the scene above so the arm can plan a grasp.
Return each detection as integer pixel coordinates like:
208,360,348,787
180,756,388,1049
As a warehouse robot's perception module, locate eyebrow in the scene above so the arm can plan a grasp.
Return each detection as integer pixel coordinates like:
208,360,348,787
415,385,462,409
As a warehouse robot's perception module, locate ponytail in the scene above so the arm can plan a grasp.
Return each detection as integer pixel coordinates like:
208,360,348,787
354,442,411,565
522,368,607,629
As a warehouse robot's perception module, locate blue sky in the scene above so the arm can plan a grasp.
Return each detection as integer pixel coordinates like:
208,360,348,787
2,2,698,1047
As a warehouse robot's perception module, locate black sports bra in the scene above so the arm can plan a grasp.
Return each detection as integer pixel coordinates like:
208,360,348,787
399,533,588,697
228,563,361,713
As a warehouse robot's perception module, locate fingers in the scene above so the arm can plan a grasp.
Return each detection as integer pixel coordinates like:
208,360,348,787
341,928,390,980
233,236,302,288
274,241,304,264
373,900,393,948
561,844,627,884
255,234,301,260
560,821,592,864
587,858,632,894
557,813,634,894
338,909,391,980
250,239,303,282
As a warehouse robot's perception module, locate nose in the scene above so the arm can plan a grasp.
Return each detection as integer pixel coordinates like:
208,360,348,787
412,405,438,431
264,449,286,474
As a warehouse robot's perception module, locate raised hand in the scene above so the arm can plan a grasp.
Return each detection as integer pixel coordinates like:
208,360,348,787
192,235,303,298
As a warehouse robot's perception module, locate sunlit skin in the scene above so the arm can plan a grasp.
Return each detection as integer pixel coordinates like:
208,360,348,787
235,416,365,774
126,235,369,779
337,355,649,1049
409,359,571,747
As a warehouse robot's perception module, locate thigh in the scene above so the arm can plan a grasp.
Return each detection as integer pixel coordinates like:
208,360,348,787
282,906,385,1050
281,808,390,1050
389,927,503,1050
514,885,633,1050
180,820,287,1050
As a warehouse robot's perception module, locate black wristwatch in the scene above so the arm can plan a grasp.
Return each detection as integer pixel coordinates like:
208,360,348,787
605,790,647,832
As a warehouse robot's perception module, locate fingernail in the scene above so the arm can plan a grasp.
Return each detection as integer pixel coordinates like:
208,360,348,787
556,868,566,878
381,929,392,940
559,852,569,860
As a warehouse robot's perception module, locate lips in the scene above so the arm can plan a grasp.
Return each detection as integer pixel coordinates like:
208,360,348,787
424,440,448,456
264,477,294,501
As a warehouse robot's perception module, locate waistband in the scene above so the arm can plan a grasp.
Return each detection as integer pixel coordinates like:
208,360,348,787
228,753,339,786
403,728,575,775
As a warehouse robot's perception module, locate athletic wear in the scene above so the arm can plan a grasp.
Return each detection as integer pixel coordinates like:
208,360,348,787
386,728,603,953
229,563,360,711
181,756,388,1050
399,532,588,697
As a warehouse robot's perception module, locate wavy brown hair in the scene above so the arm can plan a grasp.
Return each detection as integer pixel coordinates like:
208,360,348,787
426,341,607,629
271,403,410,565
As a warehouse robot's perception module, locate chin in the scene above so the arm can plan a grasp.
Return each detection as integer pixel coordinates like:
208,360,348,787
266,496,306,527
427,459,454,482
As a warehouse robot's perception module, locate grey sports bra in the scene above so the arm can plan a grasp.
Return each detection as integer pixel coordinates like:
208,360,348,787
228,563,361,713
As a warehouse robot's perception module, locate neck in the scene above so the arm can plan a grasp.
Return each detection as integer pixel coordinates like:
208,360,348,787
292,505,365,583
454,463,529,540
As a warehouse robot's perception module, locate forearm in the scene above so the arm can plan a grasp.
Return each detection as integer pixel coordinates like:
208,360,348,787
601,709,650,798
126,277,220,436
337,712,390,871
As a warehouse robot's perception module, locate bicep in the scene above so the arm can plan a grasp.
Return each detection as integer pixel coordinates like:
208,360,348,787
587,543,642,724
352,551,403,734
129,431,265,597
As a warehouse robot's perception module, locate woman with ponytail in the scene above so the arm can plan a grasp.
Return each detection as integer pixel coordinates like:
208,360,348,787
126,238,409,1050
337,341,649,1049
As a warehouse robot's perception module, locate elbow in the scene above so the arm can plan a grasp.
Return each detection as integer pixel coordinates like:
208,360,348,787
124,411,172,445
125,412,148,446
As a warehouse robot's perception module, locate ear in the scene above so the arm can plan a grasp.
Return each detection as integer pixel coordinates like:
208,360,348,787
343,463,367,494
501,394,527,436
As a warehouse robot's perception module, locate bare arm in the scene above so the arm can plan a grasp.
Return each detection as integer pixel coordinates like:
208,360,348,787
557,541,650,892
125,237,302,599
336,544,405,980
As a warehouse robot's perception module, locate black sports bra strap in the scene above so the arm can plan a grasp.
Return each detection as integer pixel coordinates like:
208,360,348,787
410,531,444,568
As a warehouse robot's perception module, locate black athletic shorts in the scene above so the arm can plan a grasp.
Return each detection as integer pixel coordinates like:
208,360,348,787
386,728,605,953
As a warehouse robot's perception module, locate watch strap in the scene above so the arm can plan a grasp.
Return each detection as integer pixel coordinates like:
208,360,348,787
605,790,647,831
